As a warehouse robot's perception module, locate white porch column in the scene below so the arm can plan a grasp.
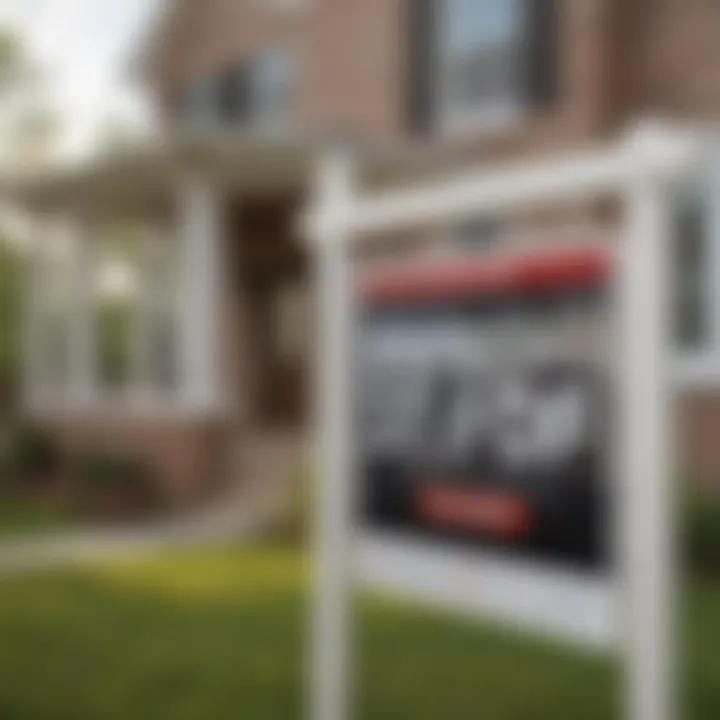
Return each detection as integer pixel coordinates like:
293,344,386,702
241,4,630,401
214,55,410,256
68,222,97,408
23,220,47,409
176,174,223,412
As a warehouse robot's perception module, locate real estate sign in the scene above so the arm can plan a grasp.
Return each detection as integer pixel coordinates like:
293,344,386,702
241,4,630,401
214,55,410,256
356,245,616,646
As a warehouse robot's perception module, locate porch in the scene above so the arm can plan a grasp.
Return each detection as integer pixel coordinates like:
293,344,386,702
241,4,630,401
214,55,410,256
5,133,330,506
10,122,717,511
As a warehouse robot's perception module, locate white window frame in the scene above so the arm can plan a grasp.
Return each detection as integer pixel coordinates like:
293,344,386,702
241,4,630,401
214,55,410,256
436,0,525,137
25,206,225,422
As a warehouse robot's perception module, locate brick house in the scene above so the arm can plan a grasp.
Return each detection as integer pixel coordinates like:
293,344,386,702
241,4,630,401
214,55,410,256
6,0,720,503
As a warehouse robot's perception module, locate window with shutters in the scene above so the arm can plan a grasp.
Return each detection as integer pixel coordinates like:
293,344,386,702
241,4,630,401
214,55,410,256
439,0,525,134
407,0,559,136
178,50,296,131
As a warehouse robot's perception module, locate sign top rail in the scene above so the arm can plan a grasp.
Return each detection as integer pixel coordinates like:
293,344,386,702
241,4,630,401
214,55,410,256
304,120,707,246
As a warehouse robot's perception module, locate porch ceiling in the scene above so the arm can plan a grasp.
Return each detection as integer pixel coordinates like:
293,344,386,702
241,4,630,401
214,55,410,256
0,130,333,219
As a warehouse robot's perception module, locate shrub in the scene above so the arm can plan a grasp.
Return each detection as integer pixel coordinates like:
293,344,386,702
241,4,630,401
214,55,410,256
71,448,162,520
683,488,720,576
5,424,64,485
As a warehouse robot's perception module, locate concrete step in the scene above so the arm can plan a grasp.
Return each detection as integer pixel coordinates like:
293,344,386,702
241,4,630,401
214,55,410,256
231,429,309,521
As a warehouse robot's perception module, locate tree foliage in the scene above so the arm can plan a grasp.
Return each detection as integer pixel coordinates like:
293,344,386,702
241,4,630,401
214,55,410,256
0,26,59,168
0,239,23,412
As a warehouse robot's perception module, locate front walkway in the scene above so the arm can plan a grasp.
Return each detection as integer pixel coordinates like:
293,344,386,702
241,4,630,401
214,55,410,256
0,502,261,574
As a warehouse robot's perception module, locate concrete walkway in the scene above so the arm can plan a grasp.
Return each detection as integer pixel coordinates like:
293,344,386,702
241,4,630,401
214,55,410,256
0,505,261,574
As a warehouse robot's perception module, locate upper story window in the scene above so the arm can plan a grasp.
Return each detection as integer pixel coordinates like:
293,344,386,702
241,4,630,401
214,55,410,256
180,50,296,131
251,51,296,128
439,0,524,133
407,0,560,137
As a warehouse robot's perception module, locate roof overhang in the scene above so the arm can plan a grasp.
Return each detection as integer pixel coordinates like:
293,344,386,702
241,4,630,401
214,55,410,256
0,130,336,220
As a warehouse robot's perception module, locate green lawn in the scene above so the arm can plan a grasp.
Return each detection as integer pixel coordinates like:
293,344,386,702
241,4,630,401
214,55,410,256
0,498,73,538
0,544,715,719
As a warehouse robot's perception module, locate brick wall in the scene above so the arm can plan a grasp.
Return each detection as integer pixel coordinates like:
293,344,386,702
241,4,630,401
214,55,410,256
639,0,720,118
50,417,231,508
139,0,720,491
148,0,407,138
146,0,626,155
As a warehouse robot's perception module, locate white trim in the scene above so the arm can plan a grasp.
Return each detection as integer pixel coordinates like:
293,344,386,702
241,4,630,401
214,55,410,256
176,174,224,413
304,124,702,243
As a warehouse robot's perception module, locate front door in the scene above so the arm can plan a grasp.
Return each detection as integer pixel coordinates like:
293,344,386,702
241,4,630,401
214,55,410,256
232,194,311,429
254,274,311,427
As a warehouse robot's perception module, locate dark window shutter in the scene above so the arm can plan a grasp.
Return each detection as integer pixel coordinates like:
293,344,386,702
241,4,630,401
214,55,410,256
524,0,561,110
406,0,439,135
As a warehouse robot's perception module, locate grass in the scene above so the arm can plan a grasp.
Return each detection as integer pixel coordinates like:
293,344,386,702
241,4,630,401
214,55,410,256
0,497,73,537
0,544,714,719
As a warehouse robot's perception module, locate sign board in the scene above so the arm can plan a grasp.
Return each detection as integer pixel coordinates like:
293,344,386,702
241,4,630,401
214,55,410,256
356,245,616,646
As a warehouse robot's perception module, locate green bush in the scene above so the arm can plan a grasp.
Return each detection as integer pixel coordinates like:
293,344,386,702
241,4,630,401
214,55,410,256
5,424,64,484
71,448,162,520
683,488,720,576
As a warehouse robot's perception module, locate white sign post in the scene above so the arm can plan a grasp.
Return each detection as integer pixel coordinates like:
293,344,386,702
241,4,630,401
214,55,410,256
311,149,357,720
619,131,676,720
307,122,701,720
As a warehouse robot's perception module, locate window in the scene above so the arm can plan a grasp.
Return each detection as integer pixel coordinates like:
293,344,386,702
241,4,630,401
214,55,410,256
143,235,179,393
251,51,296,129
673,154,720,385
407,0,559,136
182,74,222,126
674,190,709,352
97,296,133,390
180,50,296,130
439,0,524,132
32,229,76,395
453,217,504,253
90,225,180,403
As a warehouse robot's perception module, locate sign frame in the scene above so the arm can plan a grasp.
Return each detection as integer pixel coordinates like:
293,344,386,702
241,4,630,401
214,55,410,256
306,122,702,720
